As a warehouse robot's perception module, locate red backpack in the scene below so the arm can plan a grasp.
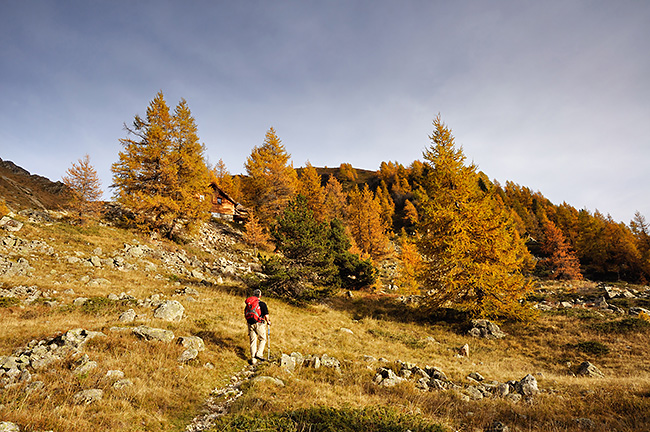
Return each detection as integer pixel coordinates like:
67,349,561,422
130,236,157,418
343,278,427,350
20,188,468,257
244,296,263,322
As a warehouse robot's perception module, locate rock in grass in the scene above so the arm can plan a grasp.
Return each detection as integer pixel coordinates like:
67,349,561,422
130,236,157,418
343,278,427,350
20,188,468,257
153,300,184,321
72,388,103,405
577,361,605,378
0,422,20,432
178,348,198,363
515,374,539,396
132,325,174,342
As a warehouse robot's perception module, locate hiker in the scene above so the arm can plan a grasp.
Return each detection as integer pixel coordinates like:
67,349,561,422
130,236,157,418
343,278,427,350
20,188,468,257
244,289,271,365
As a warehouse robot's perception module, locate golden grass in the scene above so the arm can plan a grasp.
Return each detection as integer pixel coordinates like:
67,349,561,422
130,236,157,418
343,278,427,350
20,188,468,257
2,216,650,431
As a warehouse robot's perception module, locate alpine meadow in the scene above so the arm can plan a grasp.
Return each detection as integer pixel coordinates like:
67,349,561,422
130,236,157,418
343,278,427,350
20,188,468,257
2,92,650,432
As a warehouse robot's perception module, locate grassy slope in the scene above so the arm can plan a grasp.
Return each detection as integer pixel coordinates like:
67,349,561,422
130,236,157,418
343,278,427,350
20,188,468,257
1,216,649,432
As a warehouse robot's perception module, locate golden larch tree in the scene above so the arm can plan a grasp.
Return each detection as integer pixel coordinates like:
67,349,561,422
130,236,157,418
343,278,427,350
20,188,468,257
323,175,348,222
540,219,583,280
111,91,210,238
347,184,392,261
62,154,103,223
298,161,326,220
417,115,533,320
242,127,298,228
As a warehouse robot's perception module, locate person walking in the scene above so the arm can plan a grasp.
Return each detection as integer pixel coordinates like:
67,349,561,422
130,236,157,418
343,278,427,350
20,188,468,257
244,289,271,365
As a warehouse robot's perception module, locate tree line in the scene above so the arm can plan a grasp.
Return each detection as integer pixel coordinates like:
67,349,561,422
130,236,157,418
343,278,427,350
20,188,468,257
61,93,650,320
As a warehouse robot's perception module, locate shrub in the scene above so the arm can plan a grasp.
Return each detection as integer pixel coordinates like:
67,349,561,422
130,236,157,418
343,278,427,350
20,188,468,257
591,317,650,334
0,297,20,308
210,406,444,432
574,340,610,356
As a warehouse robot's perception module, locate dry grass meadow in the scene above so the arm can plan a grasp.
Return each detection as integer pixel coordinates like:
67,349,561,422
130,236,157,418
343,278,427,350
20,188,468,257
1,215,650,432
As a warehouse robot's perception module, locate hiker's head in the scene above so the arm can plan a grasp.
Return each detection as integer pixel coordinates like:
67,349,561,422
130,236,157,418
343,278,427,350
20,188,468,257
253,289,261,298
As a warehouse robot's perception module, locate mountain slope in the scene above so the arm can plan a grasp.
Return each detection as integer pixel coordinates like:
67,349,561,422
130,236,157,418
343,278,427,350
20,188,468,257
0,157,72,212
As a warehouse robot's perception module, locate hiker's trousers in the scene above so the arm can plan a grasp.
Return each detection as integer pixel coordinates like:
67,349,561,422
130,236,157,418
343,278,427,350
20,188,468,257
248,321,267,361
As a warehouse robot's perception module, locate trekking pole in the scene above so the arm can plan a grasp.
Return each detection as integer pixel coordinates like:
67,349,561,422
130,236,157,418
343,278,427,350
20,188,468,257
267,323,271,360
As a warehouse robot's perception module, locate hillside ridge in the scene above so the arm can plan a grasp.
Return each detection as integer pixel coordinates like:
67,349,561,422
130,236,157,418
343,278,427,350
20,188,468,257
0,157,72,212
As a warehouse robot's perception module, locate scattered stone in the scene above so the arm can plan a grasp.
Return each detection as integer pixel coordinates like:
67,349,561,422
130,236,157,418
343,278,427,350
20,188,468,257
73,358,98,376
465,385,484,400
105,370,125,380
178,348,199,363
251,376,284,387
113,379,134,389
515,374,539,396
485,420,510,432
577,361,604,378
73,297,89,307
459,343,470,357
72,388,103,405
132,325,175,343
119,309,137,323
574,417,596,429
0,216,23,232
373,367,405,387
629,307,650,317
468,319,506,339
339,327,354,335
177,336,205,352
280,353,297,373
468,372,484,382
0,422,20,432
153,300,185,321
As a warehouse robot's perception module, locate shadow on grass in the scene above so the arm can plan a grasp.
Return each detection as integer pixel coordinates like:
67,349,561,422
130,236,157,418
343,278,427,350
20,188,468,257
327,293,470,329
195,330,247,360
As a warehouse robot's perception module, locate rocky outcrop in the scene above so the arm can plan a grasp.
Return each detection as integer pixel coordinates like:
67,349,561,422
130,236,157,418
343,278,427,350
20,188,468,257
576,361,605,378
0,329,104,389
468,319,506,339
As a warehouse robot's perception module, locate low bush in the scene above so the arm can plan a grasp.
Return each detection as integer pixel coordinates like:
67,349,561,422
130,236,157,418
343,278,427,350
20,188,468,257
0,297,20,308
591,317,650,334
210,406,444,432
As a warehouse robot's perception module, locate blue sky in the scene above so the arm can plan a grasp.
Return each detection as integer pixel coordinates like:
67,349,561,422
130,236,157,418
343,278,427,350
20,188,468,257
1,0,648,223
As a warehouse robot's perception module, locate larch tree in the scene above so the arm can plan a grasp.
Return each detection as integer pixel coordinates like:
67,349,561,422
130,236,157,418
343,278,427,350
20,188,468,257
417,115,533,320
540,219,583,280
170,99,211,231
242,127,298,228
347,184,392,261
323,175,348,222
62,154,103,223
396,236,423,295
111,91,210,238
376,180,395,230
298,161,326,220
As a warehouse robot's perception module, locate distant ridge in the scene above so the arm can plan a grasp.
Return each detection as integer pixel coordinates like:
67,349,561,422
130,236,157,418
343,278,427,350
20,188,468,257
0,157,72,212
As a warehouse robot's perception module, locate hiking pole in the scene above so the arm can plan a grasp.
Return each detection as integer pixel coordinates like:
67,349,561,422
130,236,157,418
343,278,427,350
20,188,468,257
267,323,271,361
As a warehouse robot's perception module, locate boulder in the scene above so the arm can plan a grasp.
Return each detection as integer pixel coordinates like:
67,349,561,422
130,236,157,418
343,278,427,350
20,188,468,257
0,422,20,432
177,336,205,351
118,309,137,323
577,361,605,378
153,300,184,321
0,216,23,232
72,388,103,405
515,374,539,396
178,348,198,363
485,421,510,432
280,353,297,372
468,319,506,339
113,378,134,389
251,376,284,387
373,367,405,387
132,326,175,343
